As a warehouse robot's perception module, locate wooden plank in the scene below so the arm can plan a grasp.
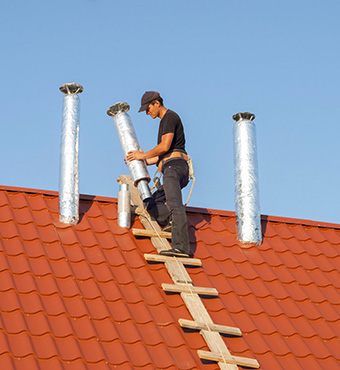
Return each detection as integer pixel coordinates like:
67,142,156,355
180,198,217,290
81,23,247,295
150,236,170,253
218,363,235,370
200,331,238,370
181,293,215,324
144,253,202,266
162,283,218,296
139,214,171,253
133,228,171,239
180,294,239,369
137,214,171,253
178,319,242,337
165,259,192,284
197,350,260,369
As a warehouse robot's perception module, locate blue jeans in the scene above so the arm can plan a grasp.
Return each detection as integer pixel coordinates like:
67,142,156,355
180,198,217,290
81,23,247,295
145,159,190,254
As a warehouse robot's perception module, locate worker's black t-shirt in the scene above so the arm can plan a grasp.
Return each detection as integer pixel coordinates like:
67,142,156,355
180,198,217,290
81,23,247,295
157,109,187,166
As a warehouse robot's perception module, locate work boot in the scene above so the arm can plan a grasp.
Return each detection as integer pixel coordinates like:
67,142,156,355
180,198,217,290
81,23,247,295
162,219,172,233
159,248,189,258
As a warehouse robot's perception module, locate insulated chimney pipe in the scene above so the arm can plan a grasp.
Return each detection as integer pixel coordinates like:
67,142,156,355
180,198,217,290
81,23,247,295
107,102,152,201
232,112,262,245
58,83,83,225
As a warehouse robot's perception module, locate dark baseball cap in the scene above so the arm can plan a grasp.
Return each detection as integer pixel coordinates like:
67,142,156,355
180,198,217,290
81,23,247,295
138,91,160,112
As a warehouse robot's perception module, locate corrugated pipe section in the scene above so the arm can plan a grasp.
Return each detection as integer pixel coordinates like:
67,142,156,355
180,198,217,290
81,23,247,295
59,83,83,225
232,112,262,245
107,102,151,201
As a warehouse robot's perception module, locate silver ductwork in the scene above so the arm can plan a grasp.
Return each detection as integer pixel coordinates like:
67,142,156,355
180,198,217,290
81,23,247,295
232,112,262,245
118,183,131,228
59,83,83,225
107,102,152,201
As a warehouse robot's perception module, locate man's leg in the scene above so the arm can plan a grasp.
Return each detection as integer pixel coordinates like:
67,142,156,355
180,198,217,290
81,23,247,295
144,186,170,226
161,161,190,255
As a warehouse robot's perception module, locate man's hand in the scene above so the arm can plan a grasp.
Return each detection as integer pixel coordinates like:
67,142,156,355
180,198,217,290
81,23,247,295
126,148,144,162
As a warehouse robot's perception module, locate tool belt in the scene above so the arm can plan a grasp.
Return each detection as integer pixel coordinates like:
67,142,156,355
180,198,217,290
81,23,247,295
152,154,195,203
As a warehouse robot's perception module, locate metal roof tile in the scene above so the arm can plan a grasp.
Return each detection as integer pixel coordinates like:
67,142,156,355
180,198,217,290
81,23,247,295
44,196,59,214
0,205,16,223
270,224,296,240
303,356,336,370
241,246,267,265
264,280,290,300
288,266,314,285
235,261,261,280
280,282,310,302
24,194,49,212
238,295,266,315
196,242,230,261
97,202,117,221
289,224,313,241
6,192,30,209
260,248,286,267
93,232,120,250
276,250,301,269
278,298,320,320
252,352,285,370
303,227,328,243
249,312,278,335
55,295,88,318
319,228,340,245
49,259,75,279
91,318,120,341
1,186,340,369
246,331,291,356
255,295,284,317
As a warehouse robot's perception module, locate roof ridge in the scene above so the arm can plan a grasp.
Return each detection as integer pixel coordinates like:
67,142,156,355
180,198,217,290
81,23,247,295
0,185,116,203
0,184,339,229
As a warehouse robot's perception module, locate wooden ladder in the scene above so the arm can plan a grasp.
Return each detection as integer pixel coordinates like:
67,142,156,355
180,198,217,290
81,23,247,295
119,175,260,370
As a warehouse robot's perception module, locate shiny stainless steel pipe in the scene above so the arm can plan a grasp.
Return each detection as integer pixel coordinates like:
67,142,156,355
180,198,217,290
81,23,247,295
59,83,83,225
232,112,262,245
118,183,131,228
107,102,151,201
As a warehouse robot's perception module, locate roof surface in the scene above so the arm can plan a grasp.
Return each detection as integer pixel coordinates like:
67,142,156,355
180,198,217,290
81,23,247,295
0,185,340,370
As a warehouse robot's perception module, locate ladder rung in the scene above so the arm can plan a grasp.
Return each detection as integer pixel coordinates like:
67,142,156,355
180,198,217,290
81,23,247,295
178,319,242,336
144,253,202,266
162,283,218,296
132,228,171,239
197,350,260,368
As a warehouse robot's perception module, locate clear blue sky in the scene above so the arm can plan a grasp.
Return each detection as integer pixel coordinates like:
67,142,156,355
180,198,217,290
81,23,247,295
1,0,339,224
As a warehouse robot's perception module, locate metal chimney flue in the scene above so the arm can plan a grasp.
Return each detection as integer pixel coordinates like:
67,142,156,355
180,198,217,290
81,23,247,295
232,112,262,245
107,102,152,201
118,183,131,228
59,83,83,225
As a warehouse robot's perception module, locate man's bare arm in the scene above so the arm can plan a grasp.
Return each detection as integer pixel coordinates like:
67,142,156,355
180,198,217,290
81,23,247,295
145,156,158,165
126,133,174,162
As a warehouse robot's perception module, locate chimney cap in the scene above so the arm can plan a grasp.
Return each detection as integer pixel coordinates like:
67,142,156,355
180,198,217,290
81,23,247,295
59,83,83,95
107,102,130,117
232,112,255,122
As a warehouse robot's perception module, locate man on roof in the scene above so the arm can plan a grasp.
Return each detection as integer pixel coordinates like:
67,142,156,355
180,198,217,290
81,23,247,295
126,91,190,258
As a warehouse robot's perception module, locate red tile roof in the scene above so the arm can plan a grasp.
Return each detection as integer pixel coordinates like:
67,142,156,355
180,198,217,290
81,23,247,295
0,185,340,369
